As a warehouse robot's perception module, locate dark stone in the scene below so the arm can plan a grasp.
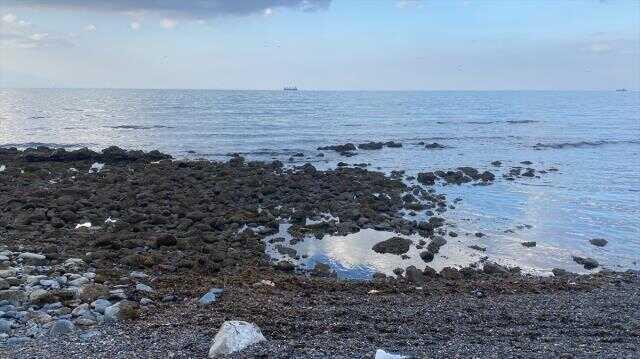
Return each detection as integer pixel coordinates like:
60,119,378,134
521,241,537,248
372,237,412,255
405,265,425,285
572,256,599,270
589,238,608,247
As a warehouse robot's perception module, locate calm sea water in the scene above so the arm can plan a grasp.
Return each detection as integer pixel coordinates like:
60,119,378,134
1,89,639,277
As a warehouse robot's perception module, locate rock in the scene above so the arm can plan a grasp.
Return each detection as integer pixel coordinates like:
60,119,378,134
0,268,17,278
208,321,266,358
0,278,9,290
417,172,437,186
129,271,148,279
29,289,54,304
405,266,424,285
440,267,462,280
50,319,75,336
0,290,26,305
18,252,47,265
155,233,177,247
198,288,224,305
521,241,537,248
104,301,139,322
572,256,599,270
91,299,111,314
0,319,12,333
589,238,608,247
483,262,509,275
69,277,89,286
6,336,30,347
311,263,337,278
274,261,295,272
419,251,434,263
552,268,569,277
468,245,486,252
372,237,412,255
375,349,407,359
135,283,154,293
140,298,153,305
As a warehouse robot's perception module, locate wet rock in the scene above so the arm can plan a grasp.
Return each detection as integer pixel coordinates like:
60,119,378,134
491,161,502,166
417,172,436,186
372,237,412,255
521,241,537,248
198,288,224,306
424,143,447,149
589,238,608,247
50,319,75,336
405,266,425,285
209,321,266,358
469,245,486,252
275,245,298,258
274,261,295,272
358,142,384,150
552,268,570,277
483,262,509,275
419,251,434,263
440,267,462,280
572,256,599,270
311,263,337,278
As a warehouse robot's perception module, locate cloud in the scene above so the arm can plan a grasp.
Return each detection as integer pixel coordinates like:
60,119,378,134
4,0,332,18
160,18,177,29
84,24,96,31
130,21,140,30
1,13,72,49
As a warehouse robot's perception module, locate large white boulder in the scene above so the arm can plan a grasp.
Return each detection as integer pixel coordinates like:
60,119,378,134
208,321,266,358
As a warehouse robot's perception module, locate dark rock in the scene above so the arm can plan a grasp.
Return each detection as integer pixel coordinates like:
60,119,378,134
589,238,608,247
440,267,462,280
483,262,509,275
521,241,537,248
424,143,447,149
372,237,412,255
572,256,599,270
405,266,425,285
419,251,434,263
417,172,437,186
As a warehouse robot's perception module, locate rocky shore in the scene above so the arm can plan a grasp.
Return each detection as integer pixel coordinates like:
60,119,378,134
0,146,637,358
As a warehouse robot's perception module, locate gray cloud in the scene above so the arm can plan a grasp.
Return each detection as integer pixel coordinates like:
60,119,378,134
4,0,332,18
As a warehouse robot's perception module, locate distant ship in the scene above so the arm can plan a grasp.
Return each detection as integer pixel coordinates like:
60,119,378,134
615,88,628,92
283,86,298,91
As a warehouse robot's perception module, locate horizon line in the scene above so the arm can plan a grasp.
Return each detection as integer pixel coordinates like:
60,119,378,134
1,86,637,92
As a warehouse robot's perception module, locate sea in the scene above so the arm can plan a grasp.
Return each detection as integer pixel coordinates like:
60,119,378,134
1,88,639,278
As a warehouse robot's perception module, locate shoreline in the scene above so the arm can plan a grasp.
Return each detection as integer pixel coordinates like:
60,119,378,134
1,146,638,357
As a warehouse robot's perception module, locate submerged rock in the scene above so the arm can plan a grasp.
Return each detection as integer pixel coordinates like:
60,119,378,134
573,256,599,270
372,237,412,255
589,238,608,247
208,321,266,358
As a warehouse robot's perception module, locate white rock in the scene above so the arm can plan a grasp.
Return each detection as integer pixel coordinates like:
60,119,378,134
208,321,266,358
104,301,137,322
18,252,46,263
375,349,407,359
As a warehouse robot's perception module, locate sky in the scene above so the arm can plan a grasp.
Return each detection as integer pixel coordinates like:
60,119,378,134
0,0,638,90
